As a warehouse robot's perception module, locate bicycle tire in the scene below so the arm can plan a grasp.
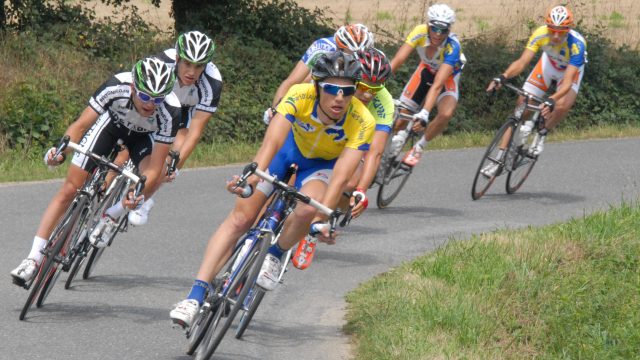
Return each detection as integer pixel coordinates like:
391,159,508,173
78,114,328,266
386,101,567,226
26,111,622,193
185,278,223,355
376,156,413,208
234,287,265,339
37,200,88,306
471,120,516,200
506,145,537,194
19,204,78,320
64,204,96,289
195,232,271,360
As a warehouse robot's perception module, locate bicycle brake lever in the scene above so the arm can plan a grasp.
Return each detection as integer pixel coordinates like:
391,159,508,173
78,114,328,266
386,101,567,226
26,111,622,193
166,150,180,177
53,135,71,159
133,175,146,198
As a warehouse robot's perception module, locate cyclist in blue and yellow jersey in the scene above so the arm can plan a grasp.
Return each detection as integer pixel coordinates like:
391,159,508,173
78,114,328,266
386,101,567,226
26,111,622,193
291,48,394,270
264,24,374,124
389,3,465,167
10,58,181,284
170,51,375,329
128,30,223,226
482,5,587,177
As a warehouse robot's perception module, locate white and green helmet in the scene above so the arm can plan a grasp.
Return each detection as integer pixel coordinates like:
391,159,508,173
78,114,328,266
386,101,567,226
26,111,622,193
175,31,215,65
132,57,176,97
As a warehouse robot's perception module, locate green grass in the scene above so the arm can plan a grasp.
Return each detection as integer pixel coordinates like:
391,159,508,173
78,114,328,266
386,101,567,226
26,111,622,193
1,123,639,183
344,202,640,359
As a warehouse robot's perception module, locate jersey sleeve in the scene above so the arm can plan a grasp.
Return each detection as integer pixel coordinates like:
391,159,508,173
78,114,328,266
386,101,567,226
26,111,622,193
153,96,182,144
568,34,587,67
443,38,462,67
368,88,394,133
525,26,548,53
301,37,336,68
89,74,129,115
404,25,428,48
344,102,375,152
195,63,223,113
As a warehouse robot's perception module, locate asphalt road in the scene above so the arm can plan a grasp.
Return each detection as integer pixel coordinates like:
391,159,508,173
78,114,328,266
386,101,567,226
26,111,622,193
1,138,638,360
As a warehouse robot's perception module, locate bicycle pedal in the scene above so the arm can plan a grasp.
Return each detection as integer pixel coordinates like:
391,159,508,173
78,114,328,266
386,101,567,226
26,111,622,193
171,319,188,332
12,276,29,290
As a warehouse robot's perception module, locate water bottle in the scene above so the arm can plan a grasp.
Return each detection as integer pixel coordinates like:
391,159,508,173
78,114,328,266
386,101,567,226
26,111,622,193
518,120,534,146
231,238,253,272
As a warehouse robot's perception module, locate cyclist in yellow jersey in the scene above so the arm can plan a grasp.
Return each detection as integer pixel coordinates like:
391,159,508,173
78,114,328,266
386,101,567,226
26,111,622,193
170,52,374,328
483,5,586,176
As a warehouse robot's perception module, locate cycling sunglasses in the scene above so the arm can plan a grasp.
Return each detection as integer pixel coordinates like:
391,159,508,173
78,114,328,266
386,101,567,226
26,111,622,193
429,25,450,35
357,82,385,95
136,89,165,105
547,25,570,34
318,82,357,97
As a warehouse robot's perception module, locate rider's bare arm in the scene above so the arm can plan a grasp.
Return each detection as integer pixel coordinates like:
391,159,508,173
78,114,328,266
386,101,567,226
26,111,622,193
422,63,454,113
390,43,414,74
503,49,536,80
64,106,100,145
174,110,213,169
550,64,580,101
271,61,310,108
252,113,292,177
357,131,387,191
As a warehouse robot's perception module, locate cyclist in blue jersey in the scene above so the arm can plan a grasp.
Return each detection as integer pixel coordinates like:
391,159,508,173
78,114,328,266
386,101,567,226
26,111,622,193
128,31,223,226
10,58,181,284
264,24,374,124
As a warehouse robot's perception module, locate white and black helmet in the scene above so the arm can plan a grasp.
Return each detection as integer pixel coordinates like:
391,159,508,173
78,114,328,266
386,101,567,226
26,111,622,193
427,4,456,28
175,30,215,65
132,57,176,97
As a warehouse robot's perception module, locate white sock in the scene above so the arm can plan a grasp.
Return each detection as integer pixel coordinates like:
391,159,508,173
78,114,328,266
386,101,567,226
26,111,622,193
142,197,155,210
417,137,428,149
106,201,127,219
28,236,48,264
496,149,505,159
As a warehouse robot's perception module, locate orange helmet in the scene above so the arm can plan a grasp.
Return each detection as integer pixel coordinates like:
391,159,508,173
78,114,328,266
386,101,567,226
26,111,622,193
545,5,574,29
334,24,374,52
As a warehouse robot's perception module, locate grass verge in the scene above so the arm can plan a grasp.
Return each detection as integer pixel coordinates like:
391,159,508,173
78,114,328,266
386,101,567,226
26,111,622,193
344,201,640,359
1,124,638,184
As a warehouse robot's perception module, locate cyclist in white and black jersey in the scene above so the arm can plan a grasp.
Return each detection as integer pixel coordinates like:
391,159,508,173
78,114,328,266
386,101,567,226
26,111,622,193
10,57,181,285
128,30,223,226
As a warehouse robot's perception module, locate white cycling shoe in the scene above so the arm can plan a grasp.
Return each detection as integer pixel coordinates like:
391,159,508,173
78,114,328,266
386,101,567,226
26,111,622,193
128,197,155,226
256,254,282,291
170,299,200,329
90,215,118,248
10,258,38,285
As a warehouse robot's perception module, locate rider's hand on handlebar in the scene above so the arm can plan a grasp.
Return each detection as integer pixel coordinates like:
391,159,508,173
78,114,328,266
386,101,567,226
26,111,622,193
226,174,255,198
486,74,506,93
43,147,66,167
123,191,144,210
349,188,368,219
262,107,277,125
412,109,430,131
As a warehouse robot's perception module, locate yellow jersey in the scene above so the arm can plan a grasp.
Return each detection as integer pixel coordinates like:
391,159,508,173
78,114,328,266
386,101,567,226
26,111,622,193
276,83,375,160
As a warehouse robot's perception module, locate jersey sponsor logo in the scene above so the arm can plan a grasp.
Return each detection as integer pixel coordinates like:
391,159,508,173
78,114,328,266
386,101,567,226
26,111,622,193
445,43,453,55
97,87,129,104
295,119,316,132
325,127,346,142
571,43,581,56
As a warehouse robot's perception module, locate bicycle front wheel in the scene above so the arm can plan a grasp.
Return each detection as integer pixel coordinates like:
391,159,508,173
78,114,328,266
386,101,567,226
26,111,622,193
471,120,515,200
234,287,265,339
19,202,80,320
376,154,413,209
195,232,271,360
506,146,537,194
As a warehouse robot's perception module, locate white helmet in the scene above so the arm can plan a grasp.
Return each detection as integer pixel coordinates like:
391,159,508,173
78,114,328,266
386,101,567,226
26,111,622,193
427,4,456,28
334,24,374,52
132,57,176,97
175,31,215,65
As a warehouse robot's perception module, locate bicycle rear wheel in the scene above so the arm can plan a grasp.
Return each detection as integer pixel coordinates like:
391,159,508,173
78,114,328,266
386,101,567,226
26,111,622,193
471,120,515,200
506,144,538,194
185,284,219,355
195,232,271,360
19,203,79,320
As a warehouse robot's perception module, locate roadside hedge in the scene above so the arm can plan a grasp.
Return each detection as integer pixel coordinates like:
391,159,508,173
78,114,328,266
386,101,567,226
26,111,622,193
0,1,638,153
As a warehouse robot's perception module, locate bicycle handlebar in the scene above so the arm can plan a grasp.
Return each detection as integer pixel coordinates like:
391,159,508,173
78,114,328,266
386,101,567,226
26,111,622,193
235,162,335,218
501,82,546,106
56,135,142,185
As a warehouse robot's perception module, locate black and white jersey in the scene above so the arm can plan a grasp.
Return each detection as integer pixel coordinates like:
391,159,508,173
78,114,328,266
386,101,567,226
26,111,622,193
156,48,223,114
88,72,182,144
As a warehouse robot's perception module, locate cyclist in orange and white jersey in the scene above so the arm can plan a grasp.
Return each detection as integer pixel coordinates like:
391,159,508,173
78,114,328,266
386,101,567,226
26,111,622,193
483,5,587,176
389,3,465,167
